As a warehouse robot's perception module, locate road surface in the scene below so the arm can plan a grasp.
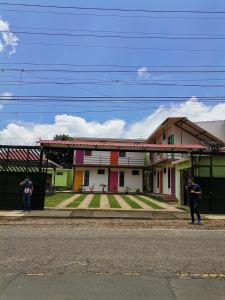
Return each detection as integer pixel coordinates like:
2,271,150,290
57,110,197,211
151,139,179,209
0,221,225,299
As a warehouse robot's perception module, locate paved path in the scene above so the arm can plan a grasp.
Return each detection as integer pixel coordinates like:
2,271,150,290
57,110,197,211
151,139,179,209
129,195,154,210
114,195,134,209
55,194,81,209
141,195,181,212
79,194,93,209
100,194,110,209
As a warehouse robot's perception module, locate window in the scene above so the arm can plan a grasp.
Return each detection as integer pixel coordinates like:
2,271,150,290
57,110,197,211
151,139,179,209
98,169,105,175
85,150,92,156
84,170,90,186
157,171,159,188
164,167,167,174
119,171,125,187
163,130,166,140
132,170,139,176
119,151,126,158
168,168,171,189
56,171,63,176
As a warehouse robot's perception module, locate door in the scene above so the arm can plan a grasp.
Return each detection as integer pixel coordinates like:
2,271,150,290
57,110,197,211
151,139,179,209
74,170,83,191
75,150,84,165
159,170,163,193
110,151,118,165
171,167,175,195
109,171,118,192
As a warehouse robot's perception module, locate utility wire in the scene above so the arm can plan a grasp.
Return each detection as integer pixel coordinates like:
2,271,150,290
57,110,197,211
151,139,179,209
2,30,225,40
2,8,225,20
0,2,224,14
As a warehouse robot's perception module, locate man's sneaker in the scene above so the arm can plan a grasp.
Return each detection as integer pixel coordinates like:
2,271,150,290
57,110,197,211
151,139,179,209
198,220,203,225
189,221,195,225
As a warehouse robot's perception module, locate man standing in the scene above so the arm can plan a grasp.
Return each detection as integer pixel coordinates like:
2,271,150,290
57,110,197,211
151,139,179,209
20,176,33,212
188,177,203,225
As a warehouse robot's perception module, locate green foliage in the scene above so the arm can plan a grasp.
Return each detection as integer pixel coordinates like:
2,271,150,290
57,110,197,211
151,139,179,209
54,134,75,141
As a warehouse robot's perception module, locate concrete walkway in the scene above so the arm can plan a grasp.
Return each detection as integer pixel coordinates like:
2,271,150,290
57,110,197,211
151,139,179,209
114,195,133,209
100,194,110,209
128,195,154,210
55,194,81,209
141,195,181,212
79,194,93,209
0,209,225,220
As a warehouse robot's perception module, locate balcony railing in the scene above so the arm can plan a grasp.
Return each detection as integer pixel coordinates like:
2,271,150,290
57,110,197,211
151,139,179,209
75,155,146,166
149,153,186,165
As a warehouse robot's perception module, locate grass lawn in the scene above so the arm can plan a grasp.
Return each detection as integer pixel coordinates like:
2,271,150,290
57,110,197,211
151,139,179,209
45,193,74,207
134,195,164,209
88,194,101,208
107,194,121,208
120,195,142,209
67,194,88,208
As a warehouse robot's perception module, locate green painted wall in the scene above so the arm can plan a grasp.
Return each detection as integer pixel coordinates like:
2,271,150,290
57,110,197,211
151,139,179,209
47,169,72,188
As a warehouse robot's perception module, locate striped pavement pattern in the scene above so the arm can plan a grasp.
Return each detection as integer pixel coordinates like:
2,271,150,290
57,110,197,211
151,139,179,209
51,194,182,211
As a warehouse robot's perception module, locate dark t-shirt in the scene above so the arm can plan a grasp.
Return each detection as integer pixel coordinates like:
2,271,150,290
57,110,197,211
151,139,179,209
189,183,201,201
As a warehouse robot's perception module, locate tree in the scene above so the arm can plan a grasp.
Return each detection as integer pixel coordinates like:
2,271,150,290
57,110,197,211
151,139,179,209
54,134,75,141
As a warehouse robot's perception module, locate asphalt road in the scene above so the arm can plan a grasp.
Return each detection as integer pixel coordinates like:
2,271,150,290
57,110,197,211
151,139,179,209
0,223,225,299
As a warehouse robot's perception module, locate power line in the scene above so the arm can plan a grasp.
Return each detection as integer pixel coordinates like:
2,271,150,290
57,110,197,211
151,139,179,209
2,30,225,40
1,68,225,74
2,62,225,68
10,25,225,37
19,41,225,53
1,80,225,88
2,8,225,20
0,2,224,14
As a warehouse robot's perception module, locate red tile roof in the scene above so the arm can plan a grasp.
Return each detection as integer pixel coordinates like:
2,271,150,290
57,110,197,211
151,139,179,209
39,140,206,151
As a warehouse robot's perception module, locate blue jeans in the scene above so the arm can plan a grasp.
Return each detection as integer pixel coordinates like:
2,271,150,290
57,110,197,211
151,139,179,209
23,193,31,211
189,199,201,222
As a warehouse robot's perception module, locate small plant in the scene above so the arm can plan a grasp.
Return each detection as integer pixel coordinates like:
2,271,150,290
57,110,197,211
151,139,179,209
99,183,107,192
136,188,140,194
125,186,131,194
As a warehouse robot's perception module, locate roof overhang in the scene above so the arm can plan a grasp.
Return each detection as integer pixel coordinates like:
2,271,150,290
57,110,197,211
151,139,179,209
39,140,207,153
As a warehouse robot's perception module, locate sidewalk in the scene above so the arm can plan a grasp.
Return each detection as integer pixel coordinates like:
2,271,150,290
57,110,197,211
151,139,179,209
0,209,225,220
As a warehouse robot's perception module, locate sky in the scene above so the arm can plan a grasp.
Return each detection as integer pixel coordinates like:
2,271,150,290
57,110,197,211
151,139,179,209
0,0,225,142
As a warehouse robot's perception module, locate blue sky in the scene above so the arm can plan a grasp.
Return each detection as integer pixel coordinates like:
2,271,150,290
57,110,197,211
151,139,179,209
0,0,225,140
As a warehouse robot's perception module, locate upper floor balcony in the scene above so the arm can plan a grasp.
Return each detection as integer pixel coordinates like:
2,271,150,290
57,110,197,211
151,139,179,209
74,150,146,167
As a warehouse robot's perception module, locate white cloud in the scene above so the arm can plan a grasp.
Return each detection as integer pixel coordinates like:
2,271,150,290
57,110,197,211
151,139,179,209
0,91,13,110
137,66,150,79
0,18,18,55
0,97,225,141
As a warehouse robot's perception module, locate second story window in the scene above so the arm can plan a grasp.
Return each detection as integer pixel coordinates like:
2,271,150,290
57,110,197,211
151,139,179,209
85,150,92,156
98,169,105,175
119,151,126,158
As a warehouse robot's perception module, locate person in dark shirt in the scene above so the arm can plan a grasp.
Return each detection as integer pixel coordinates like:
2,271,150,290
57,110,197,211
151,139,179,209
187,177,202,224
20,176,33,212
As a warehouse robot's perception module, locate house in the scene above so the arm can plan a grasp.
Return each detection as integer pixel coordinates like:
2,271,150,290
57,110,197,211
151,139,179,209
145,117,225,212
40,137,206,194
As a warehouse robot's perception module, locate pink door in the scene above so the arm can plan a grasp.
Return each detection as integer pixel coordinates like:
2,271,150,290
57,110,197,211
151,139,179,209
109,171,118,192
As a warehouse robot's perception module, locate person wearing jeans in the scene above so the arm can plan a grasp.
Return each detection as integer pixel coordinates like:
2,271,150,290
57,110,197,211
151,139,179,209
20,177,33,212
187,177,203,225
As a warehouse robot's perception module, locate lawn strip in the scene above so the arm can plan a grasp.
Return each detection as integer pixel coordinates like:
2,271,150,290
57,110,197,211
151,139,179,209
45,193,74,208
107,194,121,208
120,195,142,209
88,194,101,208
134,195,164,209
67,194,88,208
